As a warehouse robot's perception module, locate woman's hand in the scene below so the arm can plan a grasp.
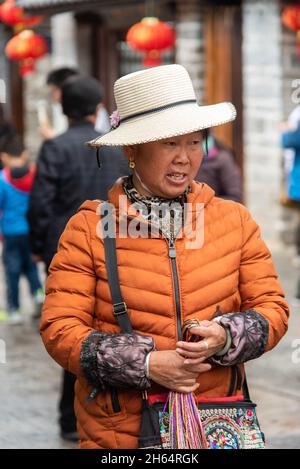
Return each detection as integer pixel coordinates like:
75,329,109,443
149,350,211,393
176,320,227,367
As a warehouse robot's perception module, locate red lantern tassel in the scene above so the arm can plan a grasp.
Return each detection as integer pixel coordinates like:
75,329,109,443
19,57,35,76
143,50,162,67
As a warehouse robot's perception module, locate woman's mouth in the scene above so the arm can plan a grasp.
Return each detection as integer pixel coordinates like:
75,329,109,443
166,173,188,185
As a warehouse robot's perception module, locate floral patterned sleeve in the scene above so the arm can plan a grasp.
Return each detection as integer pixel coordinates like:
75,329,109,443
80,331,156,391
211,309,269,366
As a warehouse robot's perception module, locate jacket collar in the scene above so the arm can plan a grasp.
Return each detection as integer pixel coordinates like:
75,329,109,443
108,177,216,213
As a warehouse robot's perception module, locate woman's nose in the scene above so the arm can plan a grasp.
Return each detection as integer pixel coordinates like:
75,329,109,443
173,146,190,164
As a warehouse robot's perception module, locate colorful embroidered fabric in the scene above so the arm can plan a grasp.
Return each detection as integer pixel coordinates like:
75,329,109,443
159,403,265,449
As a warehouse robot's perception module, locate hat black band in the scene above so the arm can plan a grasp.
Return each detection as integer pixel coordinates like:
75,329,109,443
120,99,197,125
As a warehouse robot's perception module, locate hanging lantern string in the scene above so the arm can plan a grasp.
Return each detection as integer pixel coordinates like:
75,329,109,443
145,0,155,17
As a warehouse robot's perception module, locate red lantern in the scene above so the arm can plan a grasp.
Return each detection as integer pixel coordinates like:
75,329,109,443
282,5,300,57
5,30,48,75
0,0,43,30
282,5,300,31
126,17,175,67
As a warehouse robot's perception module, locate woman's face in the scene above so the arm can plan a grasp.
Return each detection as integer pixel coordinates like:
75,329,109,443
125,131,203,199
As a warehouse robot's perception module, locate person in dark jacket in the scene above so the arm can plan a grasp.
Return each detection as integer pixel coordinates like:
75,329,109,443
195,130,242,202
28,74,128,442
29,75,128,268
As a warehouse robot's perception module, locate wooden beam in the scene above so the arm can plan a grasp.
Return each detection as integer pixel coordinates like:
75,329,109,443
10,61,24,139
204,3,243,177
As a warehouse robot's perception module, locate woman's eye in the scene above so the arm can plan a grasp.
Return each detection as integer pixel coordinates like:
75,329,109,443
164,141,176,146
192,140,201,145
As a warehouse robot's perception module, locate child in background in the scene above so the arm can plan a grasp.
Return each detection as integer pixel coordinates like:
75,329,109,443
0,126,44,323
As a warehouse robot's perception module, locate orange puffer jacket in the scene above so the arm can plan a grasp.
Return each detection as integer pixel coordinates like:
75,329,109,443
40,179,289,449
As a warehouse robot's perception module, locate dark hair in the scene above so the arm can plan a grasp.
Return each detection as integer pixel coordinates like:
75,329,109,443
0,125,24,157
61,75,103,119
46,67,78,89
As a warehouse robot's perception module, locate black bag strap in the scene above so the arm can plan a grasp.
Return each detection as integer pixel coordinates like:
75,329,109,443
227,366,237,397
101,201,132,334
229,365,251,401
240,367,251,401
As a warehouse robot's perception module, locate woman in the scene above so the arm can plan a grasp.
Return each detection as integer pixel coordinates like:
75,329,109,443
40,64,289,449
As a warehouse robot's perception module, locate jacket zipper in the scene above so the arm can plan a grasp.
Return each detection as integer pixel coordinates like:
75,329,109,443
168,235,182,341
126,213,182,340
168,209,182,341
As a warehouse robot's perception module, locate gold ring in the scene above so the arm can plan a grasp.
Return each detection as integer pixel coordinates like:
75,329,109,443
181,319,201,339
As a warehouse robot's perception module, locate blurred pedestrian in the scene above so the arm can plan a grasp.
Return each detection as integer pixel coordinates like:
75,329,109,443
39,67,78,140
0,105,6,172
28,74,128,442
281,119,300,305
279,106,300,206
195,130,242,202
0,126,44,323
40,67,110,139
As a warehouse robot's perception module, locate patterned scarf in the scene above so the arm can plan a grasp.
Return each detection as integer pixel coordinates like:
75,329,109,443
123,175,190,240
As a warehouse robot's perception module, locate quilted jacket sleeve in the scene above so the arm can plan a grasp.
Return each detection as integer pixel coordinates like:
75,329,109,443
238,204,289,352
40,210,96,377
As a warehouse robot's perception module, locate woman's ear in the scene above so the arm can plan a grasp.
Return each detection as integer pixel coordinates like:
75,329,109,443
123,145,137,161
122,146,131,160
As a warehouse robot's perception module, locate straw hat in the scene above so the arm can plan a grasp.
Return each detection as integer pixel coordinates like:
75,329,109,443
87,64,236,147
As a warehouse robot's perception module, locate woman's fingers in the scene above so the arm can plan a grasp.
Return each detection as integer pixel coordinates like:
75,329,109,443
177,378,199,386
178,370,200,379
186,324,214,338
183,362,212,374
183,357,208,366
176,347,208,358
176,339,211,355
177,383,200,394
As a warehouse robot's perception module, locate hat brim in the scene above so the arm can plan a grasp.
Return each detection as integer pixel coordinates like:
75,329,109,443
87,101,236,147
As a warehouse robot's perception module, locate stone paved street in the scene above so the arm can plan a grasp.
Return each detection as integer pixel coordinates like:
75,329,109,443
0,242,299,449
0,258,76,449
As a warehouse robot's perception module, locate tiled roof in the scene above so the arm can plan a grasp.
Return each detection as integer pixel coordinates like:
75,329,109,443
15,0,138,14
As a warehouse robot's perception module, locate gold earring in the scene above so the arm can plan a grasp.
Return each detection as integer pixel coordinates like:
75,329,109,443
129,160,135,169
